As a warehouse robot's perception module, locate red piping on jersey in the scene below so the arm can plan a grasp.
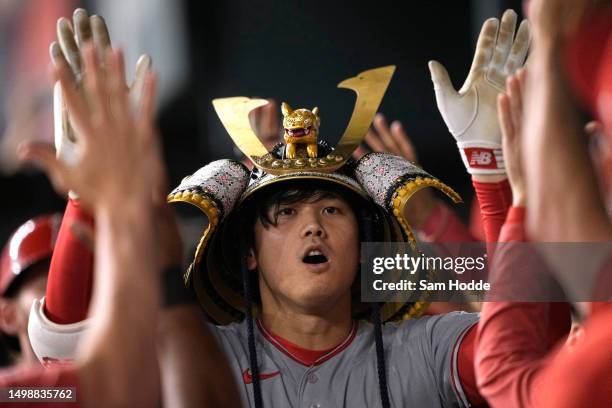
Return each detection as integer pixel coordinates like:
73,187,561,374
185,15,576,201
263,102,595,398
242,368,281,384
256,319,358,367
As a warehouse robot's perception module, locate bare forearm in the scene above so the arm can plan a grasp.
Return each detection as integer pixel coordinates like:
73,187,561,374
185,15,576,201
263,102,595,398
79,203,161,407
525,49,612,241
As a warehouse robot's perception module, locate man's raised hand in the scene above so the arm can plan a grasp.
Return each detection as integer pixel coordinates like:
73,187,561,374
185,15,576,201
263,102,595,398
354,113,418,163
21,44,160,212
498,68,527,206
429,9,530,176
354,114,437,229
51,9,152,183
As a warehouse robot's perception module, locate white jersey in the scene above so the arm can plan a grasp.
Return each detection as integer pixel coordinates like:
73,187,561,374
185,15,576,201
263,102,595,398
209,311,478,408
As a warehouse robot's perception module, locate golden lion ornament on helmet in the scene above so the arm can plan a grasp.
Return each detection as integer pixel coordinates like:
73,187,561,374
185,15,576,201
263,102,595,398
281,103,320,159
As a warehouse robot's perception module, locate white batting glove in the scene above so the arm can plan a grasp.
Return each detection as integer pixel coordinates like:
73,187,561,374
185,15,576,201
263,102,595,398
51,9,152,199
429,9,530,175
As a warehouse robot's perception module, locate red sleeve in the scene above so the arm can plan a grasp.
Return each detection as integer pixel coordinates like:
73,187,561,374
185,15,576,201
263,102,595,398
472,180,512,243
468,196,486,242
44,199,94,324
419,202,479,243
474,207,572,408
499,206,527,242
538,306,612,408
456,324,487,406
0,364,81,407
457,207,525,406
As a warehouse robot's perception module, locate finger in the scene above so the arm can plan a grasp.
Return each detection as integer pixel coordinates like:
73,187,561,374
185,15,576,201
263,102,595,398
373,114,401,154
91,15,112,52
516,67,527,90
137,71,158,132
504,19,530,75
465,18,499,85
129,54,152,111
49,42,70,72
497,93,515,144
364,128,386,152
69,220,95,251
18,143,69,193
53,56,92,138
428,60,458,102
18,143,57,167
82,43,108,121
507,75,523,135
260,101,281,149
352,145,370,160
57,17,81,77
73,8,93,48
107,49,129,124
390,121,418,162
249,103,262,135
261,99,280,138
491,10,518,71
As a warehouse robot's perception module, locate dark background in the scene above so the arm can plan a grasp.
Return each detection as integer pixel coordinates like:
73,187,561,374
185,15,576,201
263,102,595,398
0,0,523,244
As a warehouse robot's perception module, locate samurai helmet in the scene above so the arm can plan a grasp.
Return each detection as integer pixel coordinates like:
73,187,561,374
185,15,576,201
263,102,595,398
169,66,461,324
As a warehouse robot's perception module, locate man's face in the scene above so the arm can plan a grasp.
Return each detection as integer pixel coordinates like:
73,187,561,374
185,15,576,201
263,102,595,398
248,194,360,314
0,262,48,362
16,265,48,321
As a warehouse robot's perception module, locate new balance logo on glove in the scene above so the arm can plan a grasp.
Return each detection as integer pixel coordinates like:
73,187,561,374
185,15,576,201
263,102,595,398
461,147,503,171
469,149,493,166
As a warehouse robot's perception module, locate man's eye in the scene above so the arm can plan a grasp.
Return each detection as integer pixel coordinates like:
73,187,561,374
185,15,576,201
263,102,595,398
323,207,340,214
278,208,295,216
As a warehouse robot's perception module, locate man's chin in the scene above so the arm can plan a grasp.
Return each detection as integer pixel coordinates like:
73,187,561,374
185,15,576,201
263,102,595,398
288,287,350,312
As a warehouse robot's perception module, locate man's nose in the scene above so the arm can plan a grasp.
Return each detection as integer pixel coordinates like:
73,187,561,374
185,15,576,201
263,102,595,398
301,216,327,238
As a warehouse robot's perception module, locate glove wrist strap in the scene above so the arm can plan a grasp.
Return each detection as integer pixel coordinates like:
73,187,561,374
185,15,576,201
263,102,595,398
457,141,505,174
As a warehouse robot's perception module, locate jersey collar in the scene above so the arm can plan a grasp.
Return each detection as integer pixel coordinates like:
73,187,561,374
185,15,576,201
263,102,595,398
256,319,358,367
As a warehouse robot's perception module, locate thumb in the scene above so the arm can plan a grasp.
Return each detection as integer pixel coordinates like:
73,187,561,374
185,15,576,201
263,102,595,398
428,60,457,102
18,142,69,196
18,142,59,172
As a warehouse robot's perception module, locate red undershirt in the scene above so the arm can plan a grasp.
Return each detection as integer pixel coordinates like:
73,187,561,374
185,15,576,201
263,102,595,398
44,199,94,324
472,179,512,243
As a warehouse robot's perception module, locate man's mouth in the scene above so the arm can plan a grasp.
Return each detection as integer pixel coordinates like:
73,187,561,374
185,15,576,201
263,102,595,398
302,249,328,264
286,126,312,137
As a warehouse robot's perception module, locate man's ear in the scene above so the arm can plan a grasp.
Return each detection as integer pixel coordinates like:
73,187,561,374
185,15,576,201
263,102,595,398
0,299,20,335
246,247,257,270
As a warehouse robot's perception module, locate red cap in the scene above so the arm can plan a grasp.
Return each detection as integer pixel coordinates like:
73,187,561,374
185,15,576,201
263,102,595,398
0,214,61,296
